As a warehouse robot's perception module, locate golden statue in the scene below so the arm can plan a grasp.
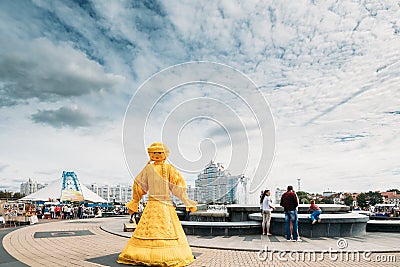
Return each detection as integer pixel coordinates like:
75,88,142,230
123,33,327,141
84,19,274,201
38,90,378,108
117,142,197,266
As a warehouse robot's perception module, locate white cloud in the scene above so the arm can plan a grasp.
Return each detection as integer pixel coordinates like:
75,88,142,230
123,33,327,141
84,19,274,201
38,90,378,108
0,38,123,104
0,0,399,199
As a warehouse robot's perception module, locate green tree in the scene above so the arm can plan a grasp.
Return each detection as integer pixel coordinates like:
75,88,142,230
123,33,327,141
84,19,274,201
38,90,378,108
315,198,323,204
322,196,334,204
300,198,310,204
357,191,382,208
343,194,354,207
366,191,383,206
0,190,12,200
357,193,367,208
296,191,310,204
387,189,400,194
11,192,25,200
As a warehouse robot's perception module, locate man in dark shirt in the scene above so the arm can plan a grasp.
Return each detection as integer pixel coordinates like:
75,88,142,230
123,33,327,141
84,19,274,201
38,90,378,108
280,185,301,241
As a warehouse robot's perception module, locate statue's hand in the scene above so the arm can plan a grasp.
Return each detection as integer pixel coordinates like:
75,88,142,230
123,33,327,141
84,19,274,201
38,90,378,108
185,199,197,213
188,206,197,213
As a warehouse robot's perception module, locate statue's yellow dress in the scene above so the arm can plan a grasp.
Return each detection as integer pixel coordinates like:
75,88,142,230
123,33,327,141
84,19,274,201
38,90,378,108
117,162,196,266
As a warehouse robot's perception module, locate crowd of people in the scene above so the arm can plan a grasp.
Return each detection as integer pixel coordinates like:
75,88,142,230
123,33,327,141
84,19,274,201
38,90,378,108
35,204,103,219
3,208,18,217
369,204,400,217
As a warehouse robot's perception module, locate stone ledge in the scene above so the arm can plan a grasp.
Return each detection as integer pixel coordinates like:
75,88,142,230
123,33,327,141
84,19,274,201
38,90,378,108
181,221,260,227
248,212,368,237
249,212,370,223
367,220,400,232
181,221,260,236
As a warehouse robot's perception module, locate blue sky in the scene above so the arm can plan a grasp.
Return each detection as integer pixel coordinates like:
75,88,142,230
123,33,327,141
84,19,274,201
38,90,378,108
0,1,399,198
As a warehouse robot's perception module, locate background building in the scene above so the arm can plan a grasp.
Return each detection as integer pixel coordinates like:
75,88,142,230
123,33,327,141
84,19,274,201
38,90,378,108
20,178,45,196
88,183,132,203
275,188,287,203
172,185,195,205
194,161,243,204
382,191,400,205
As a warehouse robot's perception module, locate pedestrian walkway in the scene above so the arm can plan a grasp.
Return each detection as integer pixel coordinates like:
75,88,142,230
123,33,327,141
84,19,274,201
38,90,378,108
0,227,28,267
103,216,400,252
1,217,399,266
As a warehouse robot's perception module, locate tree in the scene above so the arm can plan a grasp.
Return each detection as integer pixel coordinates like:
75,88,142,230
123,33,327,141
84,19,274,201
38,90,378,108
296,191,310,204
322,197,334,204
366,191,383,206
300,198,310,204
343,194,354,207
0,190,12,200
387,189,400,194
12,192,25,200
357,191,383,209
357,193,367,208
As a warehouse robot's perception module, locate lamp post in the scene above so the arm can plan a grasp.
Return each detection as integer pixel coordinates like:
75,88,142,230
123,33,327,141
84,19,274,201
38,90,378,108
297,178,301,192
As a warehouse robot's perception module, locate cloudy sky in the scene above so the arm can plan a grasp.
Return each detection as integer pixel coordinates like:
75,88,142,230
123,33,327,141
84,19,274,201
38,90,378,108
0,0,399,199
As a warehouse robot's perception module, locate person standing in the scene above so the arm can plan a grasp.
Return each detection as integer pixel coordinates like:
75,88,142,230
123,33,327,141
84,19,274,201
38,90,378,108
55,205,61,219
41,205,45,219
280,185,301,241
66,205,71,219
62,205,68,219
50,205,55,219
78,204,83,219
260,190,275,235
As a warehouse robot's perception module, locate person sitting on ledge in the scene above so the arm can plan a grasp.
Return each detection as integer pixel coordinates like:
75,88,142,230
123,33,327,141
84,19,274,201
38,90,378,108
308,200,322,224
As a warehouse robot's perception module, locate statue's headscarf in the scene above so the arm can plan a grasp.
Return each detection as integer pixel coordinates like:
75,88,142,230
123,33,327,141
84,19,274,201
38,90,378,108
147,142,170,158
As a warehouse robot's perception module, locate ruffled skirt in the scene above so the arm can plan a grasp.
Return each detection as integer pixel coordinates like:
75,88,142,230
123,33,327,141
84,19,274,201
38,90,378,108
117,200,195,266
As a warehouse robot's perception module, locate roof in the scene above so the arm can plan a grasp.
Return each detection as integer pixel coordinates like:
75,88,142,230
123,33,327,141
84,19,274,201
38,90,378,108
20,177,107,203
382,192,400,199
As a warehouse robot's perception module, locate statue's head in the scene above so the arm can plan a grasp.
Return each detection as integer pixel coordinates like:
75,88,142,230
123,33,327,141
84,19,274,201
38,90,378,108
147,142,170,162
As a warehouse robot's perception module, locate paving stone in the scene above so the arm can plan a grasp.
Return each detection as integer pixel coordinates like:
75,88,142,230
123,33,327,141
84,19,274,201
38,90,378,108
1,217,399,266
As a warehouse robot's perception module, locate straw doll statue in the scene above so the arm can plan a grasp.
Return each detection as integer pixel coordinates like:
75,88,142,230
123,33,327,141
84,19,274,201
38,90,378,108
117,142,197,266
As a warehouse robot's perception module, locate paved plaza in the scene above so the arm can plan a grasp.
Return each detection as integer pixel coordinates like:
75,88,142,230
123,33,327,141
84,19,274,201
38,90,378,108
1,217,399,266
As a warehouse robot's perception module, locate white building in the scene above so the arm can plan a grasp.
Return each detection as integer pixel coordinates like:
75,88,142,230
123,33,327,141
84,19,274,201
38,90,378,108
187,185,195,200
194,161,244,204
88,183,132,203
171,185,195,206
275,188,286,203
20,178,45,196
382,191,400,205
89,182,193,205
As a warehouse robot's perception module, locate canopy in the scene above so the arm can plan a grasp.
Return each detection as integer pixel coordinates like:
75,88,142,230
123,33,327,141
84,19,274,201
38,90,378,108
20,177,107,203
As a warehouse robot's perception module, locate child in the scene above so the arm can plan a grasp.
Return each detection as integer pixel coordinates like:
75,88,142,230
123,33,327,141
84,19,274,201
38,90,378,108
308,200,322,224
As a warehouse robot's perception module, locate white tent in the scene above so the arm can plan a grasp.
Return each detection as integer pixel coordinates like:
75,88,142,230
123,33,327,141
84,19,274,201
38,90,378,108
20,177,107,203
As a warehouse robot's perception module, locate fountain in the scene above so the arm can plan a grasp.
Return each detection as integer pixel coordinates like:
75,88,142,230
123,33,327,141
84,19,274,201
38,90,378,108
249,204,369,237
179,204,369,237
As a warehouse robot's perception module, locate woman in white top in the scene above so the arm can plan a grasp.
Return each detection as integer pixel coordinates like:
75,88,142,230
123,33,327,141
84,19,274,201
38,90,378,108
260,190,275,235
